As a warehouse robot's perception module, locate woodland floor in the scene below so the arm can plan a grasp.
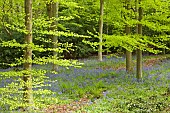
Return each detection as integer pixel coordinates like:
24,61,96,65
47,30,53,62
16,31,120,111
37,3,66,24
43,55,170,113
0,55,170,113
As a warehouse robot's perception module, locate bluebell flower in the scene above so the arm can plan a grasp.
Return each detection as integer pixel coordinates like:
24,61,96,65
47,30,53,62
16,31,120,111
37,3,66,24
88,100,93,105
132,78,138,82
156,76,161,81
58,91,62,95
103,91,109,97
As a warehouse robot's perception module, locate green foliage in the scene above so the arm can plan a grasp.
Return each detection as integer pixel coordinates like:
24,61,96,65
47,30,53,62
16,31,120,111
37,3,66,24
104,34,169,53
82,0,170,55
0,0,85,111
1,0,170,112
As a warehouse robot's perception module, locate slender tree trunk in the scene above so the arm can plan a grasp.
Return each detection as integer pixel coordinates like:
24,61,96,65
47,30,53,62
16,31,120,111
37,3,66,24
135,0,138,34
136,0,143,80
162,48,166,55
47,2,52,18
52,2,59,71
47,1,59,71
106,1,109,55
98,0,104,61
125,0,132,73
106,22,109,55
23,0,34,108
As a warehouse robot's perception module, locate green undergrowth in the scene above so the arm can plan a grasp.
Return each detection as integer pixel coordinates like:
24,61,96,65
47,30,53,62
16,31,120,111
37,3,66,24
40,55,170,112
0,55,170,112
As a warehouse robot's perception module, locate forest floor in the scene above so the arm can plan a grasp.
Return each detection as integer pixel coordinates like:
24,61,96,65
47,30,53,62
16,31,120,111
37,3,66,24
43,54,170,113
0,54,170,113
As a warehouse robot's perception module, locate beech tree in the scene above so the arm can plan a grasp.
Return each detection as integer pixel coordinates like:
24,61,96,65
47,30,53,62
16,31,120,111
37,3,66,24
125,0,132,73
0,0,84,110
136,0,143,80
23,0,34,107
47,0,59,71
0,0,170,111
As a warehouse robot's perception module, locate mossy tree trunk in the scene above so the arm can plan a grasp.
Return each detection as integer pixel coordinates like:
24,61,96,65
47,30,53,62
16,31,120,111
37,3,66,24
98,0,104,61
23,0,34,108
136,0,143,80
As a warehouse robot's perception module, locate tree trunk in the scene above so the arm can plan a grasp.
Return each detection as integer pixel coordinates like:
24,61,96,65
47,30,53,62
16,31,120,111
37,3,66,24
98,0,104,61
162,48,166,55
52,2,59,71
106,1,109,55
136,0,143,80
125,0,132,73
135,0,138,34
126,50,132,73
47,1,59,71
23,0,34,108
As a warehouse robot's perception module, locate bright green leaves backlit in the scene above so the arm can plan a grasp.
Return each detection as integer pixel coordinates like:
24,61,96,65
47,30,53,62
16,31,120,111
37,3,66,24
0,0,87,111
